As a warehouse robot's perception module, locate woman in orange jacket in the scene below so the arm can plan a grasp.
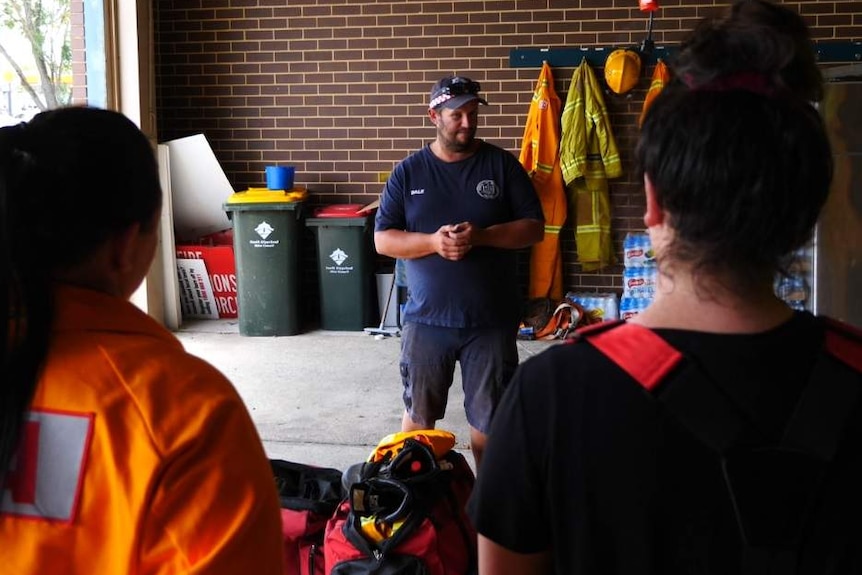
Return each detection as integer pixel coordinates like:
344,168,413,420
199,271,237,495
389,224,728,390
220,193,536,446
0,107,284,574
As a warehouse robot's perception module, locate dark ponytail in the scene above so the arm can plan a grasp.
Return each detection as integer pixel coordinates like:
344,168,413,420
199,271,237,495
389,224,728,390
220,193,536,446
636,0,832,293
0,107,161,480
1,122,52,483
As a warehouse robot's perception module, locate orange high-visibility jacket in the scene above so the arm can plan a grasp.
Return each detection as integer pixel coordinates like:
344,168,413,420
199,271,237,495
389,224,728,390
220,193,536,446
639,59,671,127
560,59,623,271
0,285,284,575
519,61,567,300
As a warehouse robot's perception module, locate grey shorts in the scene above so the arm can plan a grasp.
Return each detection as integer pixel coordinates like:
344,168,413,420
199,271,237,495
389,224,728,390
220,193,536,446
399,322,519,434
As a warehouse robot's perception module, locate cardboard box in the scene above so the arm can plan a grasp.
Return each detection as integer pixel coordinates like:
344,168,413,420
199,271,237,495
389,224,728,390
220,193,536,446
164,134,234,242
175,244,238,318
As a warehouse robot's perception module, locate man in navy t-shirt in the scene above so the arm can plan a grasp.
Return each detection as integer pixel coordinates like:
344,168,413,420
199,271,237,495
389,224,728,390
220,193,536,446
374,75,544,467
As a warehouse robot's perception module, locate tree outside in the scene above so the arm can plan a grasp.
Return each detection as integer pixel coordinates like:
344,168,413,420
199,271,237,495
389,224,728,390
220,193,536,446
0,0,71,124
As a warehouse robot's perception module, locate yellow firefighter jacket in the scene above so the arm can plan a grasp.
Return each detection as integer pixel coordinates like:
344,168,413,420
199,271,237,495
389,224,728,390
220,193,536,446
560,59,622,271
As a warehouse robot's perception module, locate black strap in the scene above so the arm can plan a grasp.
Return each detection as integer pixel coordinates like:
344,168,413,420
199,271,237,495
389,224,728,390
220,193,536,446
741,546,798,575
781,353,860,461
584,321,862,575
659,360,749,453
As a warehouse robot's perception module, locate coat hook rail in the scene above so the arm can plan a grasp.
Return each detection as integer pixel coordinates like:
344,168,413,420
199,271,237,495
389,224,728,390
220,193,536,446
510,41,862,69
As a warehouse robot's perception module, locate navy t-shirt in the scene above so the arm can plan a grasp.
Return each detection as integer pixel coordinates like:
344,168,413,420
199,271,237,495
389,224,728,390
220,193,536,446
375,141,543,329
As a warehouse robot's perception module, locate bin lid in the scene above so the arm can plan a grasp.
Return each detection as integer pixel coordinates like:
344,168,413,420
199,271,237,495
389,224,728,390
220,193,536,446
313,204,366,218
225,187,308,206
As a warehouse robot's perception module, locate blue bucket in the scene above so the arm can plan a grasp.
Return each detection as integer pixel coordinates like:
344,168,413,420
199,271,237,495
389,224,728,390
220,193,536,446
265,165,295,190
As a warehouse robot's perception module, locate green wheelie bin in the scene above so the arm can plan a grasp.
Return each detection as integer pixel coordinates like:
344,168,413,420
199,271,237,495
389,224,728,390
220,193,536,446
305,204,375,331
224,187,305,336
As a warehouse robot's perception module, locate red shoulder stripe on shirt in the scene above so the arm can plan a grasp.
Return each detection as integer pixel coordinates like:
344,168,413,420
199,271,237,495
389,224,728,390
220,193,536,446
822,317,862,373
583,322,683,391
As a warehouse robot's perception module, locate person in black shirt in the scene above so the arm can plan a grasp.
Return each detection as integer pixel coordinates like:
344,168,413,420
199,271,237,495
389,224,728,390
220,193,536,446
470,2,862,574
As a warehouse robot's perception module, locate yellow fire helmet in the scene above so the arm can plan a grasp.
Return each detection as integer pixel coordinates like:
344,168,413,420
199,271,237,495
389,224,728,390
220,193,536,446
369,429,457,462
604,48,642,95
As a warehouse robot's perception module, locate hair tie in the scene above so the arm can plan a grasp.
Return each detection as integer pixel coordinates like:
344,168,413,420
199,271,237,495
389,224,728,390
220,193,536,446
0,122,29,157
685,72,776,97
0,122,36,171
0,121,26,142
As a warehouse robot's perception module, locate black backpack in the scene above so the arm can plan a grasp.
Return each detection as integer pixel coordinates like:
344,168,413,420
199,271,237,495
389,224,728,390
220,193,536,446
578,317,862,575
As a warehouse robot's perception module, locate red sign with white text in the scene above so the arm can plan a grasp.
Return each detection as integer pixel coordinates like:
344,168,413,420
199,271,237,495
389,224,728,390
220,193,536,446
176,245,238,318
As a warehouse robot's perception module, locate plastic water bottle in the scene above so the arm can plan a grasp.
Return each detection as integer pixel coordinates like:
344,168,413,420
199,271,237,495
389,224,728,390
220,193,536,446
787,274,809,311
776,272,808,311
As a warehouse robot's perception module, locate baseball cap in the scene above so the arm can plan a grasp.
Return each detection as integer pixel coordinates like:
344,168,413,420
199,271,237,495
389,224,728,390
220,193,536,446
428,76,489,110
604,49,642,95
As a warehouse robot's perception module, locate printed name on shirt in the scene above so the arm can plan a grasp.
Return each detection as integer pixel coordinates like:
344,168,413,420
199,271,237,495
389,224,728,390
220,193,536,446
1,409,93,522
410,189,425,195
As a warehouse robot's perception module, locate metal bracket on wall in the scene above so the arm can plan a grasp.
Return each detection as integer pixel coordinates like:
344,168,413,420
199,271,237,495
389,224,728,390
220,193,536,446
509,41,862,69
815,41,862,64
509,46,674,68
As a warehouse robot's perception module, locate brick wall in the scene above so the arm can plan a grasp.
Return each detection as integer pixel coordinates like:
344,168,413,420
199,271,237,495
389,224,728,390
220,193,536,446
69,0,87,104
153,0,860,325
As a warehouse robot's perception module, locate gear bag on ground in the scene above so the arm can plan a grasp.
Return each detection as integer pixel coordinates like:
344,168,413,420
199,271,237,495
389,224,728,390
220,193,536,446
323,430,477,575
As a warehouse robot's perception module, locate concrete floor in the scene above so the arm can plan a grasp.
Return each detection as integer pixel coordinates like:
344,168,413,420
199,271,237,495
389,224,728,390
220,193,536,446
174,318,555,472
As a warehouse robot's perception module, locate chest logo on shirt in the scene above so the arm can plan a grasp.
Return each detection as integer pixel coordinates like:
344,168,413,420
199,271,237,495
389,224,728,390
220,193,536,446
476,180,500,200
1,409,93,523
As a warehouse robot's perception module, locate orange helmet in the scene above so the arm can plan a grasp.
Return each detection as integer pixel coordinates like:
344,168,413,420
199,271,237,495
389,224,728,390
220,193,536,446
604,49,642,95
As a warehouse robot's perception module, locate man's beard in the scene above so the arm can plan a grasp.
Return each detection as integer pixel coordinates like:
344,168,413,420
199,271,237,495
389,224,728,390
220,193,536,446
440,127,476,152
